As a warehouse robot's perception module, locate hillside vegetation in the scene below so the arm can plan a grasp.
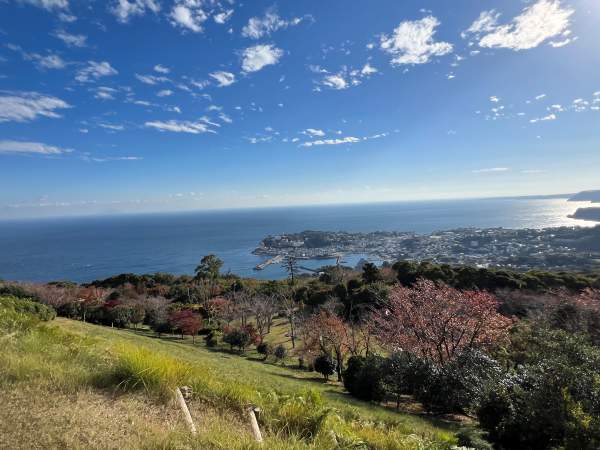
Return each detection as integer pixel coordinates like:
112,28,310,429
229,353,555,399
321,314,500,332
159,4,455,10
2,255,600,449
0,295,457,450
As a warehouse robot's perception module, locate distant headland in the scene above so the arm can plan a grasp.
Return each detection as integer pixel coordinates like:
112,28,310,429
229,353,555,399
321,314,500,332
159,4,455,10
568,190,600,222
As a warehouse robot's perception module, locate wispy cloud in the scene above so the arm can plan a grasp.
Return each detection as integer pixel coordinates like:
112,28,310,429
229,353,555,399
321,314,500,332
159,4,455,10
135,73,170,85
145,117,218,134
110,0,160,23
0,91,71,122
209,71,236,87
0,139,71,155
472,167,510,173
53,28,87,47
242,8,305,39
464,0,575,50
75,61,118,83
301,136,360,147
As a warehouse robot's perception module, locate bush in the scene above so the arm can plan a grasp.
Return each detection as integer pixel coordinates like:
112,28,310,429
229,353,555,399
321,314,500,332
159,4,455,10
456,428,493,450
343,355,386,402
313,354,336,381
273,344,287,363
478,330,600,449
223,328,251,353
0,296,56,321
414,349,502,414
256,342,273,360
204,329,219,347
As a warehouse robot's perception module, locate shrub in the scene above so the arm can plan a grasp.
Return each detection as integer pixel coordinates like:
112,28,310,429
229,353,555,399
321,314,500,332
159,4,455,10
343,355,386,402
456,428,493,450
415,349,502,414
273,344,287,363
223,328,251,353
204,329,219,347
256,342,273,360
314,354,336,381
0,296,56,321
478,330,600,449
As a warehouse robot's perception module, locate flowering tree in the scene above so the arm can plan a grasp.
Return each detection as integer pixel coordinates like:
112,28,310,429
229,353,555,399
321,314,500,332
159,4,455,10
373,280,512,365
300,309,350,381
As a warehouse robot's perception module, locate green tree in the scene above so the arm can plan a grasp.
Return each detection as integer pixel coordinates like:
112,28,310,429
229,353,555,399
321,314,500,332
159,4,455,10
195,254,223,281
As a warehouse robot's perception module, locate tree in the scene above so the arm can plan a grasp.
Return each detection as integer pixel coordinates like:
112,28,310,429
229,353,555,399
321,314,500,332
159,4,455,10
362,262,382,284
373,280,512,366
280,289,298,348
343,354,386,402
251,294,277,342
314,354,336,381
77,287,105,322
300,309,350,381
169,309,203,343
282,254,299,284
195,255,223,299
195,254,224,281
223,327,252,353
130,303,146,331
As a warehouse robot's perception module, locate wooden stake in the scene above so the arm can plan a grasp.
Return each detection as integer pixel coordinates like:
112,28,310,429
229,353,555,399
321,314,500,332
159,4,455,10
175,387,197,435
247,406,263,444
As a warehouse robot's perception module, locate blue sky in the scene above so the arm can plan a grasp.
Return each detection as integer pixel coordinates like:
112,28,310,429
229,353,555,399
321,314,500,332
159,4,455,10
0,0,599,219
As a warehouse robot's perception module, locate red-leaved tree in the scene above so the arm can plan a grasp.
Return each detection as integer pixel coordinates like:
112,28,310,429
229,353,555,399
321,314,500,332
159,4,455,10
373,279,512,365
169,309,203,343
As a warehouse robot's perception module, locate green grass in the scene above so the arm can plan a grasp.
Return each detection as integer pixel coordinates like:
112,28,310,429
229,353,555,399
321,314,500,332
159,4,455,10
0,304,460,449
60,319,458,435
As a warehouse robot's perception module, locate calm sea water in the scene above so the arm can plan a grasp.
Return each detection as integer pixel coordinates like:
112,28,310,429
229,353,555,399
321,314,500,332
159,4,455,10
0,198,594,283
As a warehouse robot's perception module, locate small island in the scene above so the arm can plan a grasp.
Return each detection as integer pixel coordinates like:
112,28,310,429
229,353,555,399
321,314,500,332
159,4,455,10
569,207,600,222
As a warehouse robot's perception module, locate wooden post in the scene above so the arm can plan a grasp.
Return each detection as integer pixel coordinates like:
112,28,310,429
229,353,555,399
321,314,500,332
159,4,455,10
175,387,197,435
247,406,263,444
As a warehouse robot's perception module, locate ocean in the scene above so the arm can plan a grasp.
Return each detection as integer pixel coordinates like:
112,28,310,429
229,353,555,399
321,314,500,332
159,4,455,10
0,197,594,283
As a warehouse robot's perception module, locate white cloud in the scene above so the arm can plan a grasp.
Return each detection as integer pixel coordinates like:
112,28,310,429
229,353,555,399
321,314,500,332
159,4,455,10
7,45,68,70
380,16,453,65
53,29,87,47
530,113,557,123
301,136,360,147
58,12,77,22
242,9,304,39
535,93,547,100
462,10,500,37
241,44,283,73
321,74,348,90
0,140,70,155
99,123,124,131
111,0,160,23
145,118,217,134
303,128,325,137
360,63,378,76
94,86,118,100
472,167,510,173
153,64,170,74
18,0,69,10
170,4,207,33
135,73,170,84
209,71,236,87
214,9,233,24
218,112,232,123
156,89,173,97
466,0,574,51
0,91,70,122
490,96,500,102
75,61,118,83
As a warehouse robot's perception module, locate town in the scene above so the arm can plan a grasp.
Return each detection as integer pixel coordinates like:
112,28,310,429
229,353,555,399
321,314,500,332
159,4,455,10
253,226,600,272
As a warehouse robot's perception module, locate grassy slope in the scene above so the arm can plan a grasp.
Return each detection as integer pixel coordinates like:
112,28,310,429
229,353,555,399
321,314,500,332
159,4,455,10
59,318,457,435
1,315,459,449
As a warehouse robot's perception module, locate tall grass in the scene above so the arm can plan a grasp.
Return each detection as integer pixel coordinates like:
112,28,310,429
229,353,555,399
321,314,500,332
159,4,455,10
0,306,457,450
110,347,454,449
